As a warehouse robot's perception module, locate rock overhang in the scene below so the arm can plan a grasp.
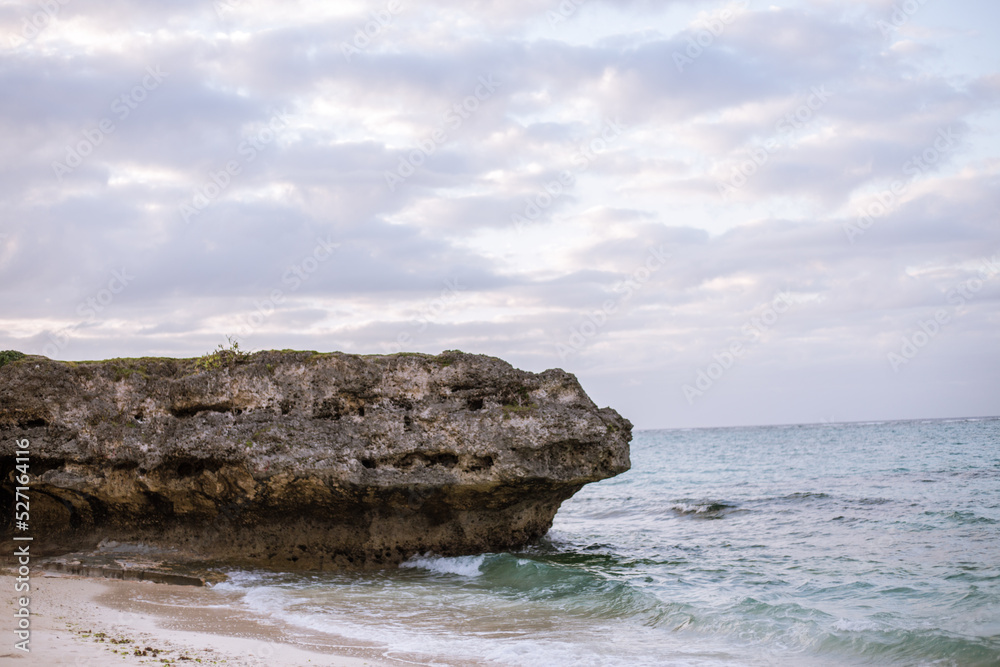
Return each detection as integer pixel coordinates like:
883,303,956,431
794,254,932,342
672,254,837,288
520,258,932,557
0,349,631,569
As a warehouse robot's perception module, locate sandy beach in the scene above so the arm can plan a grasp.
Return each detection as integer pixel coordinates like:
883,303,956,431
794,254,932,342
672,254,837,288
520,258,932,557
1,571,402,666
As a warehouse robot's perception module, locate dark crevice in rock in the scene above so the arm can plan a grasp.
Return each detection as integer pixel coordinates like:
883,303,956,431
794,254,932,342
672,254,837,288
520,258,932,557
0,462,13,532
83,492,110,528
31,487,84,530
431,453,458,468
142,491,174,520
362,451,493,473
312,397,348,420
168,458,224,477
391,451,459,470
465,455,494,472
170,403,236,418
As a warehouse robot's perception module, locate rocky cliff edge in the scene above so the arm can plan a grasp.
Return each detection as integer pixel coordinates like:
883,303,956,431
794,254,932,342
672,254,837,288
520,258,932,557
0,349,631,569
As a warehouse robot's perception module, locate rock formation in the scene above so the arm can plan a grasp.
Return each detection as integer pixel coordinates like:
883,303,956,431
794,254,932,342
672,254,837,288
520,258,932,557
0,350,631,569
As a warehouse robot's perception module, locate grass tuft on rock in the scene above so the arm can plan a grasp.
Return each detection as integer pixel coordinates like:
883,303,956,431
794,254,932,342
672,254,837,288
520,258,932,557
0,350,26,368
196,336,250,371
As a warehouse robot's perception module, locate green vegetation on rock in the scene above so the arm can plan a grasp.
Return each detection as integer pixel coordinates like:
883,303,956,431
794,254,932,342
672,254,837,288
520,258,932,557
0,350,25,368
196,336,250,371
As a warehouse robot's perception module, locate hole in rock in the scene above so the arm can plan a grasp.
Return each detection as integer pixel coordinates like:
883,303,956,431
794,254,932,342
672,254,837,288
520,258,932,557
170,404,233,418
466,455,494,472
431,453,459,468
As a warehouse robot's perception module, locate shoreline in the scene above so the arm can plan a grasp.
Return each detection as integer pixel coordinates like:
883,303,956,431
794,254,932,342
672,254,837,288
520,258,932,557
0,571,430,666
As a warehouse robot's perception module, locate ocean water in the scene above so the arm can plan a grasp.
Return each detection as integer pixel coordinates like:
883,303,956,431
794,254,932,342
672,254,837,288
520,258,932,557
212,418,1000,666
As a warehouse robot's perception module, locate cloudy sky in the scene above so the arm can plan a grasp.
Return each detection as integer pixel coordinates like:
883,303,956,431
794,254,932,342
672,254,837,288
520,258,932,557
1,0,998,429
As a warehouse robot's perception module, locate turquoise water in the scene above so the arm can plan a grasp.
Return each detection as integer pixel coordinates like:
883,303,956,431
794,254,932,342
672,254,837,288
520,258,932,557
215,418,1000,665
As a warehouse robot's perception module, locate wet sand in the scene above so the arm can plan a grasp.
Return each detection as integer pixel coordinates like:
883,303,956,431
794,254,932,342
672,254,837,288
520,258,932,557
1,571,401,666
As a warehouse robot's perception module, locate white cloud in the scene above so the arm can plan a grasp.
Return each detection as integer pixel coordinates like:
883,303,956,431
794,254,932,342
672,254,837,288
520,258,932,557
1,0,998,427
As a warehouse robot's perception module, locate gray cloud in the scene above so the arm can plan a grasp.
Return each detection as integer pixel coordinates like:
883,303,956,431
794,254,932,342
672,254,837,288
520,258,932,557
2,0,998,427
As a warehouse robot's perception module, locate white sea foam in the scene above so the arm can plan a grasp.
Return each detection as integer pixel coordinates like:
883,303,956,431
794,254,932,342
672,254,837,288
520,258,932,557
671,503,703,513
544,529,577,547
399,553,486,577
229,583,742,667
212,569,276,590
831,618,880,632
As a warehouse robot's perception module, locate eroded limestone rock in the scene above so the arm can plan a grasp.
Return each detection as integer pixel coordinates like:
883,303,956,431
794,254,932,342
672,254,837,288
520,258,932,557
0,350,631,569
